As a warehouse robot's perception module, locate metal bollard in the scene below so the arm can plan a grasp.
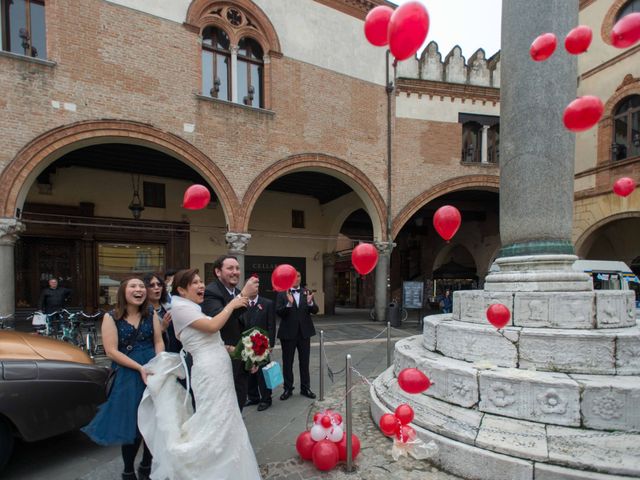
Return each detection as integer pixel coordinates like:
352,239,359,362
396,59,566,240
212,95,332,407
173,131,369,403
345,354,353,473
319,330,325,401
386,322,391,368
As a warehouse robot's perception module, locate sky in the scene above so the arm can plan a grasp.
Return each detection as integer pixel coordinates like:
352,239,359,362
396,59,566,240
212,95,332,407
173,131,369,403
395,0,502,60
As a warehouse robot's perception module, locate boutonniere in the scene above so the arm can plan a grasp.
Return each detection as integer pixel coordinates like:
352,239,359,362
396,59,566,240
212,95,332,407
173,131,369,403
257,304,263,311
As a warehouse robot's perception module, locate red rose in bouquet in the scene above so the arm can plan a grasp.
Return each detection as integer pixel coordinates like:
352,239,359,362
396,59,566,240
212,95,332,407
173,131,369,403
232,327,271,370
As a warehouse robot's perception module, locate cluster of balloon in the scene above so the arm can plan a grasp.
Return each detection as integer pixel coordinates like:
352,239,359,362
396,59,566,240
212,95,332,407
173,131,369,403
378,404,416,443
295,410,361,471
397,368,432,394
364,2,430,61
351,243,379,275
433,205,461,242
271,264,297,292
486,304,511,330
613,177,637,198
182,184,211,210
611,13,640,49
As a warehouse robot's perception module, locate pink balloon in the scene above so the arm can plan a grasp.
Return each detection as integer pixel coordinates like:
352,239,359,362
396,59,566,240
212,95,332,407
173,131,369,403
433,205,462,241
388,1,430,61
364,6,393,47
351,243,379,275
564,25,592,54
563,96,604,132
271,264,297,292
398,368,431,394
613,177,636,198
611,13,640,49
530,33,557,61
182,184,210,210
311,440,339,471
486,304,511,329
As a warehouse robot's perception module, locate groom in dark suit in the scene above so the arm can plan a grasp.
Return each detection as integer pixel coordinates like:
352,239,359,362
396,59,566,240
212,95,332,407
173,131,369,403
276,271,318,401
244,290,276,411
201,255,259,411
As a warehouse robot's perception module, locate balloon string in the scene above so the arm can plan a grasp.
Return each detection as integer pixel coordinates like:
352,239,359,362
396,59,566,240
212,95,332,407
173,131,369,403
495,328,518,346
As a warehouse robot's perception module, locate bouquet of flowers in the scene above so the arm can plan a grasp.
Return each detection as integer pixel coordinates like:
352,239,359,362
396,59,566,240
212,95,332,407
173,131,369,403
231,327,271,370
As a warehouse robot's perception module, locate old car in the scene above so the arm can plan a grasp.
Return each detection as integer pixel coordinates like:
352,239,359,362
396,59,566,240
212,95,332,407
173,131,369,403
0,331,108,470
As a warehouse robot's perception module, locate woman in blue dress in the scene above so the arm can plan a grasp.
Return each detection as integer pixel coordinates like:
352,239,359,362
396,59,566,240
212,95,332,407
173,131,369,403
83,277,164,480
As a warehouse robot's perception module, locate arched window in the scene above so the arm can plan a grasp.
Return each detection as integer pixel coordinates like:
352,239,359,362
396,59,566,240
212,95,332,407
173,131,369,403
237,37,263,108
461,122,482,163
487,124,500,164
202,26,231,101
612,95,640,161
616,0,640,21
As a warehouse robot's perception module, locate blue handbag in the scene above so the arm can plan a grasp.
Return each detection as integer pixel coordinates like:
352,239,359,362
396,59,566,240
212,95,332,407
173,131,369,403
262,361,284,390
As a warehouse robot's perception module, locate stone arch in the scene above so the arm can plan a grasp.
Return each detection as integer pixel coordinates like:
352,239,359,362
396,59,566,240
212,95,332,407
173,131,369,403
240,154,386,240
0,120,240,226
575,210,640,258
433,243,477,272
391,175,500,239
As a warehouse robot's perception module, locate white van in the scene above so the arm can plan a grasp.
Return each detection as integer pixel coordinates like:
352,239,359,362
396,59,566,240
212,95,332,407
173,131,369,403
572,260,640,315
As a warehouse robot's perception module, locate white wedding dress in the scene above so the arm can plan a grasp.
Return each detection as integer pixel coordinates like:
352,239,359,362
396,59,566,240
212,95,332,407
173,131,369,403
138,324,261,479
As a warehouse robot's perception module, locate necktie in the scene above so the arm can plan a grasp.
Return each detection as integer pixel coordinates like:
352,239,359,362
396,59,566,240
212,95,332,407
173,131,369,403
250,300,255,307
291,289,299,293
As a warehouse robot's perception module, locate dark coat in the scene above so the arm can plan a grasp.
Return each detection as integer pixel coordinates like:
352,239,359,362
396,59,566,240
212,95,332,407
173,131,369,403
244,297,276,347
201,279,247,347
276,289,318,340
39,287,72,314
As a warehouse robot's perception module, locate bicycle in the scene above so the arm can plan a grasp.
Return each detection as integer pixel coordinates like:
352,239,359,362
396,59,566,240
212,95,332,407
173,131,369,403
31,310,65,338
0,314,15,330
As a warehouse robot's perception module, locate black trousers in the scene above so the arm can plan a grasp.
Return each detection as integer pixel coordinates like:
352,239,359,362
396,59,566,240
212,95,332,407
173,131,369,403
280,336,311,391
231,358,251,411
248,365,272,403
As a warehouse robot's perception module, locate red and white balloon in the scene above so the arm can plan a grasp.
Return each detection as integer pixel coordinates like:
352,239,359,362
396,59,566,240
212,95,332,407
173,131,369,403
299,410,359,471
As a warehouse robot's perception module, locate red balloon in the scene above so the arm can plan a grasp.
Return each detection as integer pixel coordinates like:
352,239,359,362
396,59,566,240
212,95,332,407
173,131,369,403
433,205,461,241
332,413,343,425
336,433,361,461
613,177,636,198
398,368,431,394
395,425,416,443
321,415,332,428
564,25,592,54
379,413,399,436
313,412,322,424
486,303,511,329
394,404,414,425
182,184,210,210
563,95,604,132
296,431,316,461
364,6,393,47
352,243,379,275
611,12,640,49
311,440,339,471
388,1,430,61
530,33,557,61
271,264,297,292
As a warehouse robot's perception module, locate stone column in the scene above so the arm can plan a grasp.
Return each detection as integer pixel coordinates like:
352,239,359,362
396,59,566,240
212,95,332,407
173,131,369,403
230,45,239,103
374,241,395,321
486,0,590,292
480,125,489,164
322,252,337,316
0,218,24,316
225,232,251,281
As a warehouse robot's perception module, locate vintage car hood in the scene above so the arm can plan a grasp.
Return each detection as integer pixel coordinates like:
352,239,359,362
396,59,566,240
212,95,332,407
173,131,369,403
0,331,93,364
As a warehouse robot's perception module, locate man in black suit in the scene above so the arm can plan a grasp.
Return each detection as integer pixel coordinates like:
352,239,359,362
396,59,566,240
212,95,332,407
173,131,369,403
276,271,318,401
244,290,276,411
201,255,259,411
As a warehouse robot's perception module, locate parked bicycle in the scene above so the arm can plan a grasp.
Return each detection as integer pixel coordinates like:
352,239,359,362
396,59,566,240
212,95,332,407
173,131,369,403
30,309,105,358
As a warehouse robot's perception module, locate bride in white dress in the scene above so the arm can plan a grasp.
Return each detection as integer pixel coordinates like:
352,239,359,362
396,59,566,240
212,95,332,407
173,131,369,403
138,268,261,480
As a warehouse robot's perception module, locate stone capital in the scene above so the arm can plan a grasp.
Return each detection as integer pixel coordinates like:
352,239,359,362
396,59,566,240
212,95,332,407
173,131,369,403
0,218,25,246
374,241,396,256
225,232,251,254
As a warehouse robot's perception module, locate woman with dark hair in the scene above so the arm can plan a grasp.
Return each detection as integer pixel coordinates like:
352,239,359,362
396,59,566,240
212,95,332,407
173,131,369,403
144,273,181,353
82,277,164,480
138,268,261,479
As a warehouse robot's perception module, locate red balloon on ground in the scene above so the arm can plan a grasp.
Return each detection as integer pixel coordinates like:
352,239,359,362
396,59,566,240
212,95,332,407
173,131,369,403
611,12,640,49
182,184,210,210
388,1,430,61
336,433,361,461
352,243,379,275
530,33,557,61
296,431,316,461
332,413,343,425
563,96,604,132
565,25,592,54
364,5,393,47
398,368,432,394
613,177,636,197
271,264,297,292
395,424,416,443
379,413,399,436
486,303,511,329
312,440,339,471
321,415,332,428
394,404,414,425
433,205,461,241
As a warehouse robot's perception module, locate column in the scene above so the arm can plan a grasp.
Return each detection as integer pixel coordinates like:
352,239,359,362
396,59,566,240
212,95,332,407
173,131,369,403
225,232,251,281
230,45,239,104
481,125,489,164
322,252,337,316
374,241,395,321
0,218,24,316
